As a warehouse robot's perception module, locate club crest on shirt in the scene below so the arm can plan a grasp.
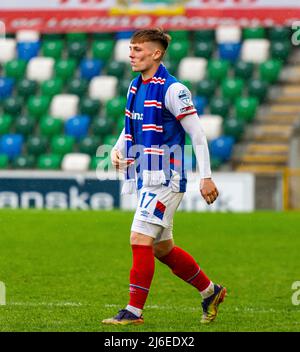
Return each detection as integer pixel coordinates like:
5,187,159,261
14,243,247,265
178,89,191,106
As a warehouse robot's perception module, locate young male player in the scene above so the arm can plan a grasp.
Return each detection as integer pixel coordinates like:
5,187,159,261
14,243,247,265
102,28,226,326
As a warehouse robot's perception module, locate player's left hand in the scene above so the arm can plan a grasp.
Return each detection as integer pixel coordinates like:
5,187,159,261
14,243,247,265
200,178,219,205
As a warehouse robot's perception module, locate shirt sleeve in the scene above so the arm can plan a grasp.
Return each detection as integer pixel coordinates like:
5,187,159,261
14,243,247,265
164,82,197,121
180,113,212,179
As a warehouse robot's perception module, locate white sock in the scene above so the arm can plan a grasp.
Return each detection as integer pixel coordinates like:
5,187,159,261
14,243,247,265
200,281,215,299
126,305,142,318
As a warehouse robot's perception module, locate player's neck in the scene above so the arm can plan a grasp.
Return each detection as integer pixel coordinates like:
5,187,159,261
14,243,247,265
141,62,161,81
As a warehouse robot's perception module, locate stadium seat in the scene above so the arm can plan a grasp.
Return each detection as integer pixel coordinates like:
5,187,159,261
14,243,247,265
0,114,13,135
243,27,266,39
67,41,88,61
51,135,75,155
61,153,91,171
194,29,215,41
105,97,127,120
218,43,241,62
223,117,245,141
27,136,48,156
17,41,41,61
43,33,64,41
42,40,64,59
178,58,207,82
66,32,87,43
16,30,40,42
15,115,35,137
114,39,131,62
0,78,14,99
40,115,63,137
118,78,132,97
17,79,38,100
37,153,61,169
0,134,23,159
168,30,189,41
106,60,127,78
91,117,114,137
67,78,89,97
103,134,118,146
163,60,177,76
79,135,101,155
27,57,55,82
0,39,16,64
259,60,282,83
209,97,230,118
117,117,124,133
4,59,27,80
241,39,270,63
194,41,214,59
54,59,77,81
216,25,241,43
3,97,23,116
235,97,258,123
196,79,216,100
248,79,269,102
221,78,244,102
234,61,254,80
89,76,118,102
193,96,207,115
209,135,234,162
198,115,223,141
92,40,114,62
79,97,101,118
65,115,90,140
13,155,35,169
93,32,114,40
167,41,189,62
0,154,9,168
269,27,291,41
270,41,291,62
80,58,102,80
27,96,50,119
115,31,135,40
41,78,64,97
207,59,229,81
50,94,79,120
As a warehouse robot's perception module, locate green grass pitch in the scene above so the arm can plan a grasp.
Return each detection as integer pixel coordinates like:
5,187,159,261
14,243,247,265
0,210,300,332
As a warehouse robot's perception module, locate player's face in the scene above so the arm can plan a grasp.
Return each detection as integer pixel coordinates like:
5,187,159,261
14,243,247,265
129,41,162,72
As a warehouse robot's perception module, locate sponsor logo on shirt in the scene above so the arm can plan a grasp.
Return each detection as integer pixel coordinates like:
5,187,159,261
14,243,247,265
178,89,191,106
131,111,143,120
140,210,150,217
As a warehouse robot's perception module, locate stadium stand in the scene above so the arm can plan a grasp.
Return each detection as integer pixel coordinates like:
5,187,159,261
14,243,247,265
0,27,298,172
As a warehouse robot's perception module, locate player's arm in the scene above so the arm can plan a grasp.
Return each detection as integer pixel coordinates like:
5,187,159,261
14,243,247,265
165,82,218,205
180,115,219,205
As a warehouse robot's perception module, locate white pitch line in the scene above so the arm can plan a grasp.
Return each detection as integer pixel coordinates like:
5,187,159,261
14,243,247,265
5,302,84,307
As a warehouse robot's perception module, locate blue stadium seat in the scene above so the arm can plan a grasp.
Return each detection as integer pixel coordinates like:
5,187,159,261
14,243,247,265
80,58,103,80
0,134,23,160
209,135,234,162
0,77,14,99
17,41,41,61
115,31,135,39
65,115,90,140
218,43,241,62
193,96,207,115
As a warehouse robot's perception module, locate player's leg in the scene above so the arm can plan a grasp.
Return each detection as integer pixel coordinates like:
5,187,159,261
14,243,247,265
154,198,226,323
102,222,162,325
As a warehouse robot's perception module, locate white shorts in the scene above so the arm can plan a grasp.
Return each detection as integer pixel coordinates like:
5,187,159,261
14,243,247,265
131,184,184,243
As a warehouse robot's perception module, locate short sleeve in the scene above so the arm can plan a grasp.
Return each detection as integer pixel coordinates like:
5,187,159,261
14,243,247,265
164,82,197,120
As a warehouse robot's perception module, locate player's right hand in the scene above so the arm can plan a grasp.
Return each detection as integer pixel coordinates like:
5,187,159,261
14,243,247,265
110,149,128,170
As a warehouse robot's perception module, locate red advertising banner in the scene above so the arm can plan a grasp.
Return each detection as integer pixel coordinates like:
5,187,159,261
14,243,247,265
0,1,299,33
